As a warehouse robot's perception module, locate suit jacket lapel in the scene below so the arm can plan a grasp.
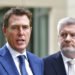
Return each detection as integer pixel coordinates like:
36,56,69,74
53,52,67,75
0,45,19,75
27,51,42,75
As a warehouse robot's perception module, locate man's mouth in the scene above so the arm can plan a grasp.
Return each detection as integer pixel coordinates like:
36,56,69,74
16,39,25,44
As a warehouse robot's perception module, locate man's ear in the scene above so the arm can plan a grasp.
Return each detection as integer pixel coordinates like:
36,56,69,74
57,35,60,42
31,27,32,31
2,27,7,36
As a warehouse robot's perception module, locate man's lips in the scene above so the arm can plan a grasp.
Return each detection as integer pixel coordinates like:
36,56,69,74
16,39,25,44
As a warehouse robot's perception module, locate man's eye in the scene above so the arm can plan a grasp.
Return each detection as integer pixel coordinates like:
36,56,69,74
23,26,30,29
12,26,17,29
71,34,75,38
11,26,18,30
61,33,67,38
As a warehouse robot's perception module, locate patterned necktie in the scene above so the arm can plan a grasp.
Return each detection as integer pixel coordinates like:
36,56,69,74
18,55,28,75
68,59,75,75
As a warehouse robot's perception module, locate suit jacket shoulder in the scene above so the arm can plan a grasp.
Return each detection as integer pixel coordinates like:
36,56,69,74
44,51,67,75
27,51,42,62
0,45,19,75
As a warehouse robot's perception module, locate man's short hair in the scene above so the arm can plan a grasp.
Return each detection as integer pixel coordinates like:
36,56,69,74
3,7,32,28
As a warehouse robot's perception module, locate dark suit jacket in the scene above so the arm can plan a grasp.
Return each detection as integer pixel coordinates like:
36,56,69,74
44,51,67,75
0,45,43,75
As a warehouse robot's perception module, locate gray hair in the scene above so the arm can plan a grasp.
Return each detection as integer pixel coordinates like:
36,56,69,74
57,17,75,34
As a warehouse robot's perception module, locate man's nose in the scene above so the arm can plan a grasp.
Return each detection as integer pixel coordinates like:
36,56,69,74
65,34,71,41
18,27,24,35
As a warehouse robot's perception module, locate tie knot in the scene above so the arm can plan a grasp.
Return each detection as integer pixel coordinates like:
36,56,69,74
18,55,25,63
68,59,75,65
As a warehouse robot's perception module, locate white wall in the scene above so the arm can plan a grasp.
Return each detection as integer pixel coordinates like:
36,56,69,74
67,0,75,18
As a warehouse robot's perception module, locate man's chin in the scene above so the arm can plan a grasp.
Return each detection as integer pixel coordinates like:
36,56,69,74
61,47,75,54
16,49,26,53
61,47,75,58
15,46,26,52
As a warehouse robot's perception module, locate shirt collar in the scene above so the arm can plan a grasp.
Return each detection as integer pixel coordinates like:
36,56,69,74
61,52,72,63
6,42,27,59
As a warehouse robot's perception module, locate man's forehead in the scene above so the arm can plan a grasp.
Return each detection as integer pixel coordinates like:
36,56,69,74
9,15,30,26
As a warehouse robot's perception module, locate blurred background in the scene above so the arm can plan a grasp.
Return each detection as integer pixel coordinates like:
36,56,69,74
0,0,75,57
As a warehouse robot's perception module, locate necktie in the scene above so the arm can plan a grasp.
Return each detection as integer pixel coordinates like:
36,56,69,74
18,55,28,75
68,60,75,75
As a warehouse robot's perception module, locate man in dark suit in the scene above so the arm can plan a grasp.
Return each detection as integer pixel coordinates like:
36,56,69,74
0,7,43,75
44,17,75,75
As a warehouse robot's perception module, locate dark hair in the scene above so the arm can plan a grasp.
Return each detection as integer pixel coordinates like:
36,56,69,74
3,7,32,28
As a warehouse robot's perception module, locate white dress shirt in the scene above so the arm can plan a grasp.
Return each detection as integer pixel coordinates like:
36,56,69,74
61,52,75,75
6,42,33,75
